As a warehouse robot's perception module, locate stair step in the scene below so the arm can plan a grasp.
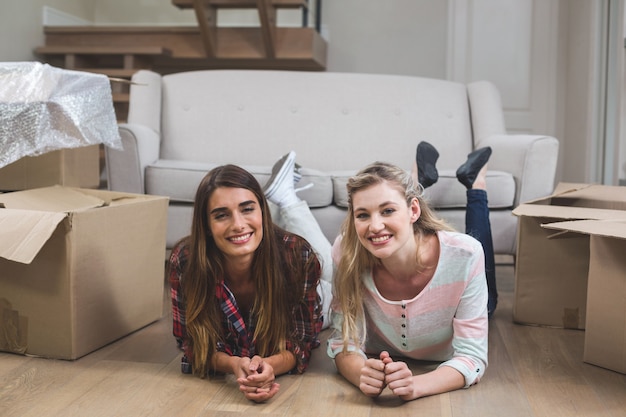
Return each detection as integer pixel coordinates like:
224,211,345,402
35,45,172,56
40,26,326,66
172,0,307,9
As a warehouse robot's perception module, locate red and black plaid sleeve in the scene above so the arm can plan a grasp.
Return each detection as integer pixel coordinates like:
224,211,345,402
169,242,188,352
283,234,323,374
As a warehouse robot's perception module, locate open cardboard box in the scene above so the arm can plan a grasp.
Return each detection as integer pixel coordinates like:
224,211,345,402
0,145,101,191
543,219,626,374
512,183,626,329
0,186,169,359
0,63,121,190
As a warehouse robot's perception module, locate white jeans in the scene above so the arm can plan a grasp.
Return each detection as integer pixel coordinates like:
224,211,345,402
271,200,333,329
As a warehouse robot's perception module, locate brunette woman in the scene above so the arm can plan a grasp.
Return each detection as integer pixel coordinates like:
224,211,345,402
169,152,332,402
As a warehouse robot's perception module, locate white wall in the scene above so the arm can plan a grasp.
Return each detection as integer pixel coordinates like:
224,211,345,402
558,0,624,184
448,0,559,137
92,0,305,27
559,1,597,183
92,0,195,26
0,0,96,61
321,0,448,78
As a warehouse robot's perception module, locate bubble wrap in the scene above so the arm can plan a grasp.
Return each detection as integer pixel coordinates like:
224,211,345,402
0,62,122,169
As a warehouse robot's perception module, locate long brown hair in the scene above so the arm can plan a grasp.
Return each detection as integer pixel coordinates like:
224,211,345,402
181,164,310,376
334,162,454,352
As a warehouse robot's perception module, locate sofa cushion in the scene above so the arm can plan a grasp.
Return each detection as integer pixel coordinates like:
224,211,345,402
330,170,358,207
290,167,333,208
145,159,333,208
146,160,218,203
331,169,515,209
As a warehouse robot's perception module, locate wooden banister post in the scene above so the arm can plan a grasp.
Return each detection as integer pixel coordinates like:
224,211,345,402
256,0,277,58
193,0,217,58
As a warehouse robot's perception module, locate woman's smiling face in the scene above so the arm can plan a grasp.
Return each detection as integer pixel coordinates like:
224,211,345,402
208,187,264,263
351,181,420,260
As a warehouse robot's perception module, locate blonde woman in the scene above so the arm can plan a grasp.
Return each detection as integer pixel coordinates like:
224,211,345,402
328,146,490,401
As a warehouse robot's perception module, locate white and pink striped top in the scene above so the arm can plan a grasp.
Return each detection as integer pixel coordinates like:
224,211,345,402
327,231,489,387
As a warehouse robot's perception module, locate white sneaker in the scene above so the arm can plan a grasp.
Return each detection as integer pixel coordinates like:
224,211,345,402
264,151,300,207
294,163,303,184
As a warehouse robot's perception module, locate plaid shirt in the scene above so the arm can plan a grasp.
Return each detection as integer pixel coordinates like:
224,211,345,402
169,234,322,375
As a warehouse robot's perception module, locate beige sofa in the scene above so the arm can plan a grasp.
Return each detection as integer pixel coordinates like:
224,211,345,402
105,69,559,256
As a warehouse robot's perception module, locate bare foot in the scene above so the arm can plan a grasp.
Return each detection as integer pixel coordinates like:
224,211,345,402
472,164,488,190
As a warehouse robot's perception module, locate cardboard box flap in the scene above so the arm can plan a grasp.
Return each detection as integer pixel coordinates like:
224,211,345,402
520,182,591,205
552,182,591,195
76,187,161,207
543,219,626,240
520,182,626,210
512,202,626,220
0,186,106,212
552,184,626,210
0,209,66,264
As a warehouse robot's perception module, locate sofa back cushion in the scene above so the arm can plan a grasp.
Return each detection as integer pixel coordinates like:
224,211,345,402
152,70,475,171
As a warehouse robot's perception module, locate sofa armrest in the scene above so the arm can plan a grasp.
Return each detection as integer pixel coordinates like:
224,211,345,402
481,134,559,206
105,123,160,194
127,70,162,133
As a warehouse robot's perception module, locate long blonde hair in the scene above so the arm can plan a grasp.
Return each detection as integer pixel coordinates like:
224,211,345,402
178,164,314,376
334,162,454,352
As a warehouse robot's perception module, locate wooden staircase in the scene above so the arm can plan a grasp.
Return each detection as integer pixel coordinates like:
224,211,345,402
34,45,173,122
34,0,326,122
175,0,314,59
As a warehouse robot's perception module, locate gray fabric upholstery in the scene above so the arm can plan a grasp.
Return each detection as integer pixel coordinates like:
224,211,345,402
105,69,559,255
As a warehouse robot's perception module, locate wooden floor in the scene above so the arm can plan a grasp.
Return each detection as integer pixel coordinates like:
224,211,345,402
1,261,626,417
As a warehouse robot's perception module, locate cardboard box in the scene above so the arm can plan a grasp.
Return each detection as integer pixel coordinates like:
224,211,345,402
0,145,101,191
0,63,121,187
0,186,169,359
544,219,626,374
512,183,626,329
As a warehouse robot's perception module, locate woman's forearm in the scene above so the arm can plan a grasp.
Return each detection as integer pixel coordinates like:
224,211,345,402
211,351,241,375
334,351,366,387
406,366,465,400
263,349,297,375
